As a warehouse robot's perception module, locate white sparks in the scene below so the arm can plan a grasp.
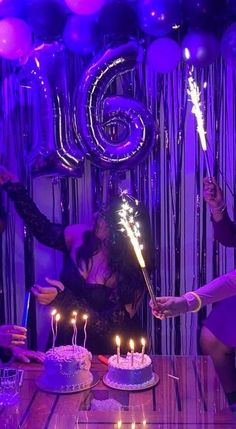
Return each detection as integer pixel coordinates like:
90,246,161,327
118,199,145,269
187,71,207,151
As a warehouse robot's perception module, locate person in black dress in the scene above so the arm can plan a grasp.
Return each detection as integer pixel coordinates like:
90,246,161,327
0,166,154,354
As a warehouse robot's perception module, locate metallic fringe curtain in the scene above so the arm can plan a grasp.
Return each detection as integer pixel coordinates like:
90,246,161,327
0,53,235,354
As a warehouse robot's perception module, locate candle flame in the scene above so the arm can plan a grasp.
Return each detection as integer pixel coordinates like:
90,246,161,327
187,71,207,152
55,314,61,322
143,420,147,426
141,338,146,347
115,335,121,347
117,421,122,429
131,423,136,429
71,318,76,325
83,314,88,320
51,309,57,316
72,311,77,316
129,339,134,351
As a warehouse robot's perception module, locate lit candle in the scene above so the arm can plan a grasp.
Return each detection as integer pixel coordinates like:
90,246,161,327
72,311,78,346
71,318,76,351
54,313,61,348
131,423,136,429
117,420,122,429
141,338,146,364
51,309,57,351
115,335,121,363
129,339,134,367
83,314,88,348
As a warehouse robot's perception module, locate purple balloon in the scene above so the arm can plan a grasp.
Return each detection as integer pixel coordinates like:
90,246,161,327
63,15,99,55
147,37,181,73
65,0,105,15
73,40,154,169
182,31,219,67
138,0,181,37
0,18,32,60
221,23,236,68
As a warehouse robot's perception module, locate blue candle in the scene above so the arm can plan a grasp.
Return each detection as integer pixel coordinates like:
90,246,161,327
21,291,31,328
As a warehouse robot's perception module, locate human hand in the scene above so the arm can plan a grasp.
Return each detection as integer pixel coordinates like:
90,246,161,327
0,165,18,185
31,277,64,305
203,177,224,210
149,296,188,319
0,325,27,348
11,347,45,363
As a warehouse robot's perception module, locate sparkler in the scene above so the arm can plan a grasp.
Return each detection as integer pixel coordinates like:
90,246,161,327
187,69,211,177
118,197,156,304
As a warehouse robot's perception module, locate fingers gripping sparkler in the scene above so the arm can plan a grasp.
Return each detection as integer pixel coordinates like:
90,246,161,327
118,197,156,305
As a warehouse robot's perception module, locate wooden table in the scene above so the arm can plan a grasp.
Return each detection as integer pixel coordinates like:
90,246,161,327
0,356,235,429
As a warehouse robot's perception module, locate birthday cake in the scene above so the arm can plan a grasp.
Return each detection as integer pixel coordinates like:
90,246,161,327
37,345,93,393
104,352,155,390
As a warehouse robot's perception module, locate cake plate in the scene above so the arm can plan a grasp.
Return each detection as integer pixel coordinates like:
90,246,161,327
102,372,159,391
37,371,100,394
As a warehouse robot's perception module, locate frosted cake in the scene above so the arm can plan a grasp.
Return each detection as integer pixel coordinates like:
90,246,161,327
38,345,93,393
104,352,155,389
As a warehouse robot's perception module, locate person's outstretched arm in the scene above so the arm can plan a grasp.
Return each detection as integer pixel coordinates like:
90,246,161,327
204,177,236,246
150,269,236,319
0,166,66,251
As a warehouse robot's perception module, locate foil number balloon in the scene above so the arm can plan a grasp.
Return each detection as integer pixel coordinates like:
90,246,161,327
73,40,154,169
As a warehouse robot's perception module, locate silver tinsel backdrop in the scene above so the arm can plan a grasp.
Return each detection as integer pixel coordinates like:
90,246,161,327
0,49,235,354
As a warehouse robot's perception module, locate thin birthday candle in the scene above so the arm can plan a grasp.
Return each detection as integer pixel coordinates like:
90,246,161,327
118,198,156,304
71,318,76,351
54,313,61,348
115,335,121,363
187,69,211,177
129,339,134,367
141,338,146,364
83,314,88,348
51,309,57,351
72,311,78,346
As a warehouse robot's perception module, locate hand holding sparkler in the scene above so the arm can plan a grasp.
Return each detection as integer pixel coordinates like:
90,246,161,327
118,197,156,305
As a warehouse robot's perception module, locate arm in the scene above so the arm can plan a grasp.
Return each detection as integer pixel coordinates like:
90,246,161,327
2,181,67,251
150,269,236,318
203,176,236,247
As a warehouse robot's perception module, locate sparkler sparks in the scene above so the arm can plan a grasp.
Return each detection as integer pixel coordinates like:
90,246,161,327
118,197,156,304
187,70,211,177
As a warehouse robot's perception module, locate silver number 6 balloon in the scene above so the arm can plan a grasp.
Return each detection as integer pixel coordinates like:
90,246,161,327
73,40,154,169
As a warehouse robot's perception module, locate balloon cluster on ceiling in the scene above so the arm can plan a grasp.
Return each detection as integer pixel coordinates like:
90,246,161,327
1,0,235,175
0,0,235,71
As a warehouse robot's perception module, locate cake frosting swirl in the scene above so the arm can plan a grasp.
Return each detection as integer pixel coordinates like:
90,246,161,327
38,345,93,393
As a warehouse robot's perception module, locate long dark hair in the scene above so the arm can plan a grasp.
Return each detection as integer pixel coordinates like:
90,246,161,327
76,197,155,306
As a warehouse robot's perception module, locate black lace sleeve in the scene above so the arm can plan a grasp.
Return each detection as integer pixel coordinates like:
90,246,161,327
51,287,129,337
2,181,67,251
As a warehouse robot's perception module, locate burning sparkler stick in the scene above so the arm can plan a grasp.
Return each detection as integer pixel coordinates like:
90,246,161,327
118,198,156,304
187,69,211,178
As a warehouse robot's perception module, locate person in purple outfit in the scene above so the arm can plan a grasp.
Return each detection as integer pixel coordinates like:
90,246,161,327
150,177,236,410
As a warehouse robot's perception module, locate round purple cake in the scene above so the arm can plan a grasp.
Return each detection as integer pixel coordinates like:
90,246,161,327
38,345,93,393
105,352,154,389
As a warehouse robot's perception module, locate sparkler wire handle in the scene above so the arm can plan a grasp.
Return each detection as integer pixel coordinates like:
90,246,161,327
141,267,156,305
